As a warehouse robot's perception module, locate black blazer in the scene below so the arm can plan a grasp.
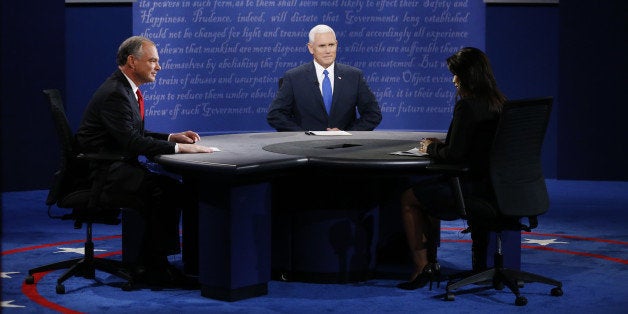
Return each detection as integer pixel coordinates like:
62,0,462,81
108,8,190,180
427,98,499,184
267,62,382,131
76,69,175,158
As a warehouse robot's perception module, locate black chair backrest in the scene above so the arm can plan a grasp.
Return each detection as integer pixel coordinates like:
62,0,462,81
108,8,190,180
43,89,89,207
44,89,76,165
490,97,553,218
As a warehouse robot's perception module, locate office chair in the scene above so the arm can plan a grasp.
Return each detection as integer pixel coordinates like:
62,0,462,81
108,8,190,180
429,97,563,306
24,89,138,294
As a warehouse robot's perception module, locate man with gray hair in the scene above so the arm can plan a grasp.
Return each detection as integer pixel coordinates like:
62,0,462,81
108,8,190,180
267,24,382,131
76,36,213,288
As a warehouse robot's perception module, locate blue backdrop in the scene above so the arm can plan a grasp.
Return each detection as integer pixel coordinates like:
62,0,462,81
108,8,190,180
133,0,485,134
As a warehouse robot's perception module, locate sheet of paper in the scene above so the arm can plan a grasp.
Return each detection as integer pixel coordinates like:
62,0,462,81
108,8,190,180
305,130,352,136
389,147,428,157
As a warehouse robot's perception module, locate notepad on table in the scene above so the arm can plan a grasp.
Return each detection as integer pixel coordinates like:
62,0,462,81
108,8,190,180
304,130,352,136
389,147,428,157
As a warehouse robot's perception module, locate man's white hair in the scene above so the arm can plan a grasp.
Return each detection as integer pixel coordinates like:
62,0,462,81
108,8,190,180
308,24,336,43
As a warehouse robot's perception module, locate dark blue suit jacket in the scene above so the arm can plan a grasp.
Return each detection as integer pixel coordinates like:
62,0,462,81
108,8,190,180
76,69,175,158
267,62,382,131
75,69,176,194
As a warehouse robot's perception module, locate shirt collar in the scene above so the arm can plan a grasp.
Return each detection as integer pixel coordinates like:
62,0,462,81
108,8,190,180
313,61,334,77
121,72,140,98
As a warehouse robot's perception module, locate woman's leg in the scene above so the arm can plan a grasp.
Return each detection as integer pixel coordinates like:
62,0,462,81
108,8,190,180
426,216,440,266
471,224,489,271
399,188,431,280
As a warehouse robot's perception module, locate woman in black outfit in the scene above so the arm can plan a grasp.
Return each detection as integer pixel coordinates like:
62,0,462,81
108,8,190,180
397,47,507,290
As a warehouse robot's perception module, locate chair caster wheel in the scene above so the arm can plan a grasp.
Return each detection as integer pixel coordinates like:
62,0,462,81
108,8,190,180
56,284,66,294
551,287,563,296
25,276,35,285
445,292,455,301
515,296,527,306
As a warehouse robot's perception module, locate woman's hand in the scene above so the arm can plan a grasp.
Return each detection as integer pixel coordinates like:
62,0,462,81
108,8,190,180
419,138,440,153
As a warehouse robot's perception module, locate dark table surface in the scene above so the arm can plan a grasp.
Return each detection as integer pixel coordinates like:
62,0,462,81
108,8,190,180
155,131,446,176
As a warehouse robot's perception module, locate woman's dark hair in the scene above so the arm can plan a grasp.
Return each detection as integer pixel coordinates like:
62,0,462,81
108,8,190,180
447,47,506,112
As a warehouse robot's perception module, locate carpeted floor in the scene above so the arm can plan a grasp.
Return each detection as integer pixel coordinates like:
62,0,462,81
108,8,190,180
2,179,627,313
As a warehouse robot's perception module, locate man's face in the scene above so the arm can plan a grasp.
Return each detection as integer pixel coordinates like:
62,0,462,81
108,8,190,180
308,32,337,68
130,43,161,85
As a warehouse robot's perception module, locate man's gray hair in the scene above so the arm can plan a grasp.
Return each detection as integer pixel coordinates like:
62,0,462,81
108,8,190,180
116,36,155,66
308,24,335,43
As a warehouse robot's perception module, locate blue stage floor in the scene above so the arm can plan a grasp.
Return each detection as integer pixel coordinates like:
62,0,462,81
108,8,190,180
2,179,627,313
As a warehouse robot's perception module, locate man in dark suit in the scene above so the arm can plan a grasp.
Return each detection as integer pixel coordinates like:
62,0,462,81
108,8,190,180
267,24,382,131
75,36,214,287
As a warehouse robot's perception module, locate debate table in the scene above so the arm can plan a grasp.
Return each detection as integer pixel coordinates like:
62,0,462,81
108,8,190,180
155,131,443,301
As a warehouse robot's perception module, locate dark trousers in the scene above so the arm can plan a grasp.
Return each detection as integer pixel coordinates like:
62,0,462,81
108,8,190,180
134,171,182,259
95,161,182,264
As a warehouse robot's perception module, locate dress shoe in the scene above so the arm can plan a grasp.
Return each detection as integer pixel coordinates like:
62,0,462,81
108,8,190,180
162,264,199,289
397,262,440,290
134,262,199,290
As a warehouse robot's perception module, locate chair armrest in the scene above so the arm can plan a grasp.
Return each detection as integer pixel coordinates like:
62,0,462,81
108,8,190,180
77,153,128,162
425,163,469,175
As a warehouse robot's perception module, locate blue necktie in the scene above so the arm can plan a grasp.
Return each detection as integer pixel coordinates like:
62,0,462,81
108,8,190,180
322,69,332,114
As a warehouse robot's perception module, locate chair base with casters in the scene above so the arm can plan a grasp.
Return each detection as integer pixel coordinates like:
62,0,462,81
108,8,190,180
444,230,563,306
24,204,134,294
24,223,134,294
